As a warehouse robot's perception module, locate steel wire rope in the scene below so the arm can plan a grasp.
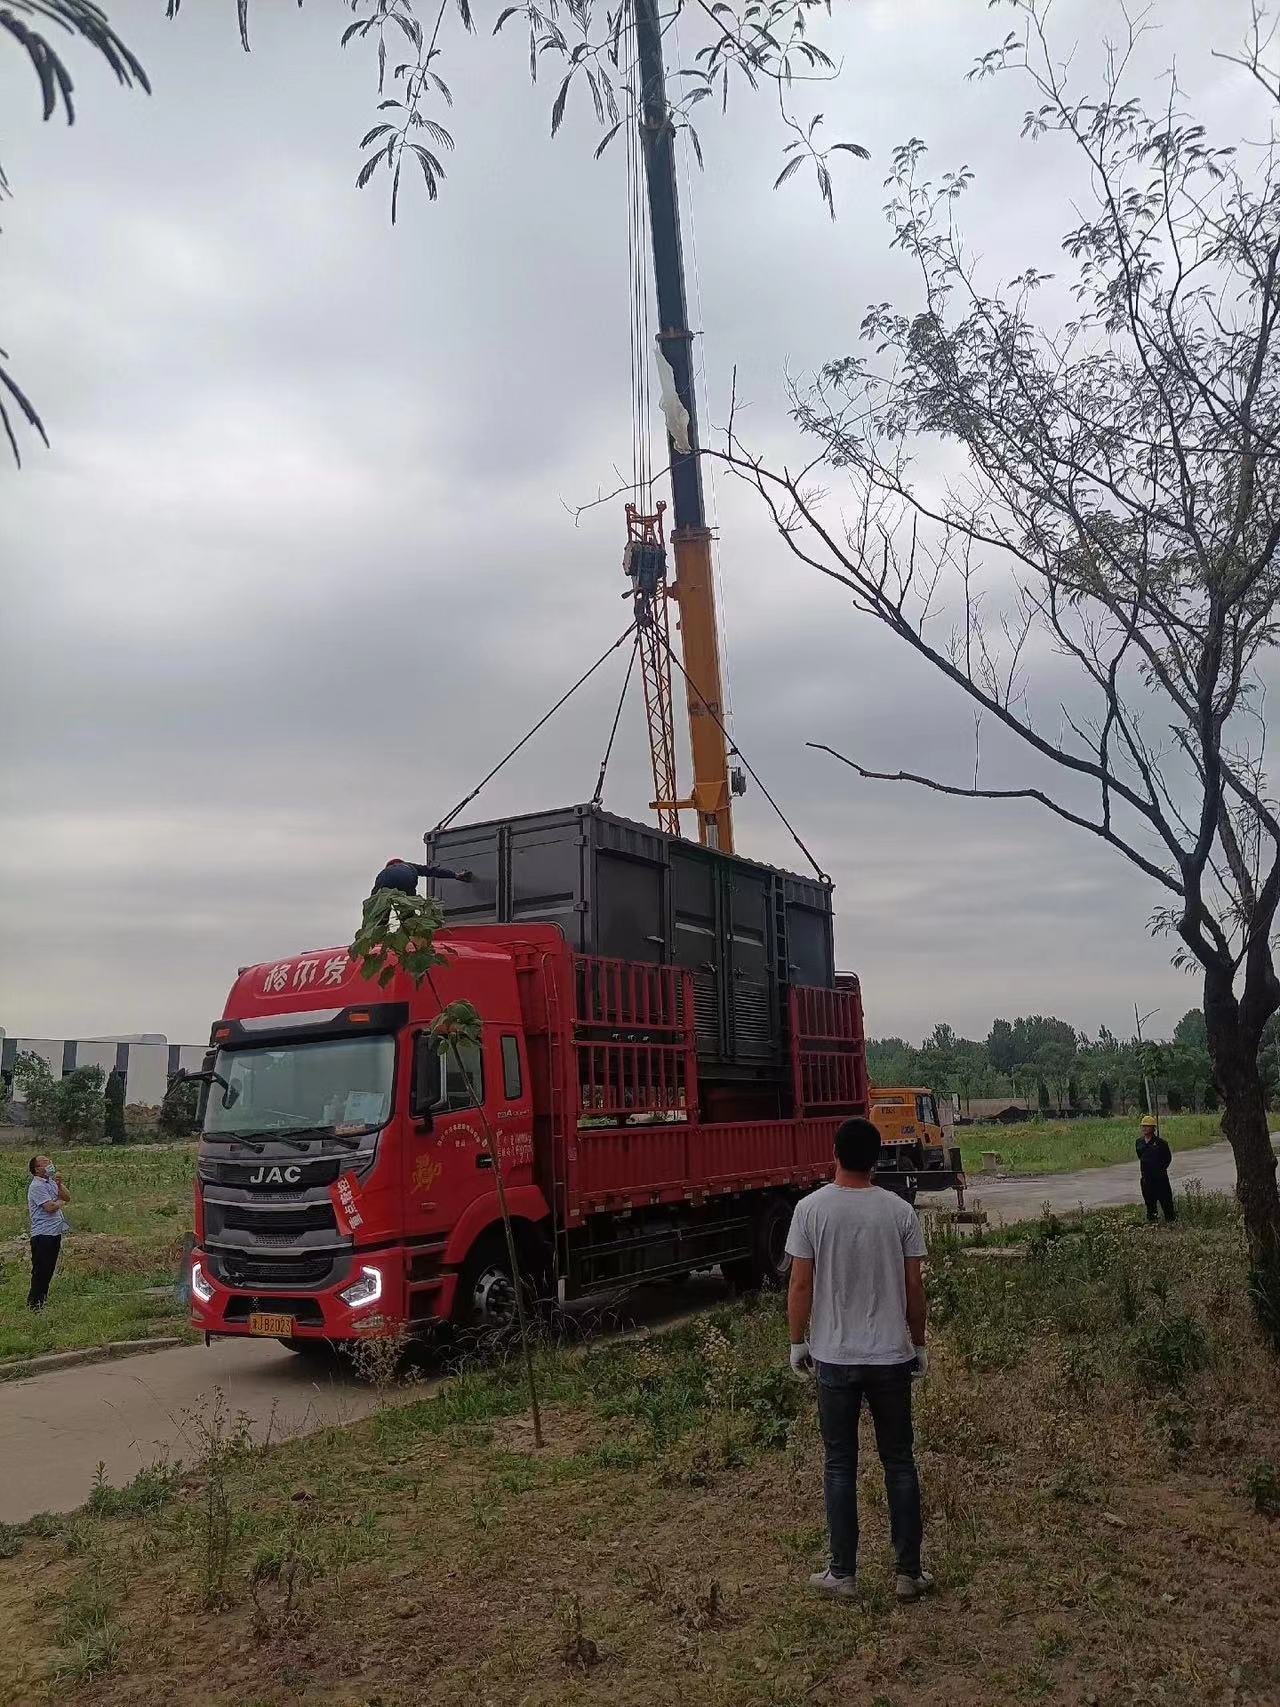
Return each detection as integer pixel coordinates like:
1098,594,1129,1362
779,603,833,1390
650,621,829,881
591,629,642,806
430,621,638,833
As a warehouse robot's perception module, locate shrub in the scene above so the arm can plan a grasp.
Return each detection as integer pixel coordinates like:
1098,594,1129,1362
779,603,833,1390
158,1076,200,1139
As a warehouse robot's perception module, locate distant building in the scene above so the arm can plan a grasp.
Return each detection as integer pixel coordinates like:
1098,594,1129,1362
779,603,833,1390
0,1031,206,1111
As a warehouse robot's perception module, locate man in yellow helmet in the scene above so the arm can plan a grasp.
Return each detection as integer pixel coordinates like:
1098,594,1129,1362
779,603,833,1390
1136,1114,1176,1223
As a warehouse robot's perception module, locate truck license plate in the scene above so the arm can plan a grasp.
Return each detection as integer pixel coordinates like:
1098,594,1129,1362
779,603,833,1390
249,1312,295,1337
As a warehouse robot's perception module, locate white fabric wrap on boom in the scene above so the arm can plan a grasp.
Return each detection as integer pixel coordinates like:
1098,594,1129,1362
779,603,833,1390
655,342,692,455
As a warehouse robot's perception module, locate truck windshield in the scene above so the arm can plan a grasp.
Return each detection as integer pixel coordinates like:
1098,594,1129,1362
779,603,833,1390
203,1035,395,1140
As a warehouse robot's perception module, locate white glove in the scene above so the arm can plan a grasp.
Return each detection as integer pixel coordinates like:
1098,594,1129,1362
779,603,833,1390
789,1341,815,1378
912,1346,929,1380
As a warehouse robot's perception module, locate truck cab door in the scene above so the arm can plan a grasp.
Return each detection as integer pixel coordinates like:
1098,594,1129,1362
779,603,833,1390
406,1031,534,1226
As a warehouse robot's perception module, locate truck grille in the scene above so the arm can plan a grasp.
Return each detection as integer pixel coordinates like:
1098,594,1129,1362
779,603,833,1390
216,1202,338,1237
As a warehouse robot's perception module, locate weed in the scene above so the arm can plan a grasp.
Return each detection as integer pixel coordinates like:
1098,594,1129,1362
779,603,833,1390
248,1526,320,1635
51,1625,122,1684
0,1521,21,1559
182,1388,254,1610
87,1457,183,1519
1128,1308,1211,1388
1246,1461,1280,1518
559,1594,601,1671
348,1325,415,1393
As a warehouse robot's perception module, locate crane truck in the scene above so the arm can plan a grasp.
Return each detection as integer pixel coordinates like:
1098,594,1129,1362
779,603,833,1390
185,0,962,1348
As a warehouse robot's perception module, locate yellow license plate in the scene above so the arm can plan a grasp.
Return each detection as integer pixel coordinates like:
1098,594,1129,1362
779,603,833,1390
249,1312,296,1337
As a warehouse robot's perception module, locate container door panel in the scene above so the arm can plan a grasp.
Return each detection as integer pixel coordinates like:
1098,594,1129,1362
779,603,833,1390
508,821,587,950
670,849,723,1058
594,852,664,964
786,902,834,988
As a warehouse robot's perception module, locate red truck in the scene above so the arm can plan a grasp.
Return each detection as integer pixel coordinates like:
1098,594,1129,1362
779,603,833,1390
188,921,869,1347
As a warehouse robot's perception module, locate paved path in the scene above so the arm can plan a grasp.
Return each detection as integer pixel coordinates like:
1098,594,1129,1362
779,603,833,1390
962,1135,1275,1227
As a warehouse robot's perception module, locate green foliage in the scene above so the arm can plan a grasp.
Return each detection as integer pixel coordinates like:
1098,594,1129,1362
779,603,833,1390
350,887,447,990
426,1000,484,1055
13,1052,105,1142
87,1460,183,1519
158,1073,200,1138
1128,1309,1211,1389
103,1070,126,1145
1246,1461,1280,1518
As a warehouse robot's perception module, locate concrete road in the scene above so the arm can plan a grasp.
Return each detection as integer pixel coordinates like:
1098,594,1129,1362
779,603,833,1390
961,1134,1276,1226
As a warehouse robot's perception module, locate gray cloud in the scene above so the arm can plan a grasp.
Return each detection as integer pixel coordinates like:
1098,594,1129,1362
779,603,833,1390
0,0,1241,1044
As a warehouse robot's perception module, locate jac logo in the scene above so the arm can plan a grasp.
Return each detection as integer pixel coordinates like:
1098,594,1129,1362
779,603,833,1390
248,1164,302,1186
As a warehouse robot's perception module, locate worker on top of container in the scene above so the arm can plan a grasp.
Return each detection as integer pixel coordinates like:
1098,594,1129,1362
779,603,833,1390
1136,1114,1177,1224
370,857,474,898
785,1116,932,1605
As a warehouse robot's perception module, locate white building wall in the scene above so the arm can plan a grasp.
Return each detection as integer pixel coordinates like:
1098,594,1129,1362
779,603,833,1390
125,1044,170,1108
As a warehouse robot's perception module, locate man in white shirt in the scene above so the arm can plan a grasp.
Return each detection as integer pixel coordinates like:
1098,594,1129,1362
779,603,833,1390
27,1155,70,1311
785,1116,932,1602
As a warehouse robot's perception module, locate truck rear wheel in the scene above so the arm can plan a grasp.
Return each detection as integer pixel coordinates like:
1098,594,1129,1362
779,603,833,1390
723,1194,793,1293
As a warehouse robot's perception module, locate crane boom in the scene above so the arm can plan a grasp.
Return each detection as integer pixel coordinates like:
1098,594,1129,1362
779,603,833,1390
633,0,735,853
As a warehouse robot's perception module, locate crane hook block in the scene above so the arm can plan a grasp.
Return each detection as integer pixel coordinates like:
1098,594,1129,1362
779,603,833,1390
623,501,668,601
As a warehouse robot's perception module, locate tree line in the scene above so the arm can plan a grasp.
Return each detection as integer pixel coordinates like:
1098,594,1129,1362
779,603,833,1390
867,1009,1280,1119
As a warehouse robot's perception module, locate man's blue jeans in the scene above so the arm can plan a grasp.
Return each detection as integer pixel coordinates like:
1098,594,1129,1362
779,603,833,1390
815,1358,923,1580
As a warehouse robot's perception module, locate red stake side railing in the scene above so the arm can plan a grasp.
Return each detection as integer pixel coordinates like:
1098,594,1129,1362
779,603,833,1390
572,956,698,1120
789,983,868,1117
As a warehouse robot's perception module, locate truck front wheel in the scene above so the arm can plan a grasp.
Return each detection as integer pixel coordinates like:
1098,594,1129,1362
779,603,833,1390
454,1233,550,1334
723,1194,794,1293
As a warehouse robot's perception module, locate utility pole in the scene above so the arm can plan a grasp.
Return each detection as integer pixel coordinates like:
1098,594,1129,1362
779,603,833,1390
633,0,734,852
1135,1003,1160,1121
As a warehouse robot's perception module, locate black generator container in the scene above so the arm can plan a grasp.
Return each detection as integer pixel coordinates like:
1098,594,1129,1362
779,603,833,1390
424,804,835,1089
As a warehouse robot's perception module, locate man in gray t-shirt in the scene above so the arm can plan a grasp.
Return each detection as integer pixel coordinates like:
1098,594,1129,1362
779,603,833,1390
785,1116,932,1603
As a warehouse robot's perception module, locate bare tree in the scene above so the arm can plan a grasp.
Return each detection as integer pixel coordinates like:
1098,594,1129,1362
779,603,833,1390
716,0,1280,1334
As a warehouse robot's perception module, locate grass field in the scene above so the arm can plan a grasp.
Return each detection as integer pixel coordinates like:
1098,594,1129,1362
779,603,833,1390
958,1110,1222,1175
0,1146,195,1363
0,1187,1276,1706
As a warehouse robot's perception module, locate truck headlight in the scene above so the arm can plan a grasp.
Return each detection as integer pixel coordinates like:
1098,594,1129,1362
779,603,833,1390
338,1266,382,1310
191,1261,215,1304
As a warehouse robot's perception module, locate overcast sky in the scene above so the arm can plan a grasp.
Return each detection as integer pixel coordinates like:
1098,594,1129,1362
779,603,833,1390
0,0,1253,1046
